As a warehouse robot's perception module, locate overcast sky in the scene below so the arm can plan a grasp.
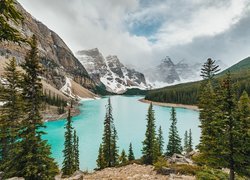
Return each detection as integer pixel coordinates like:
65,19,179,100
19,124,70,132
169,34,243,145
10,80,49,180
18,0,250,68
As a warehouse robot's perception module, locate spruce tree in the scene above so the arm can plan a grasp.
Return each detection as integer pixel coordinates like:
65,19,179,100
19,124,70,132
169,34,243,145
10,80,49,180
236,91,250,176
200,58,220,80
62,109,75,176
166,108,182,156
183,130,188,153
110,126,119,166
156,126,164,156
14,35,58,179
197,81,220,166
119,149,128,164
218,72,238,180
73,130,80,171
142,103,157,164
101,98,118,167
187,129,193,153
128,143,135,161
0,58,22,172
96,144,106,170
0,0,24,42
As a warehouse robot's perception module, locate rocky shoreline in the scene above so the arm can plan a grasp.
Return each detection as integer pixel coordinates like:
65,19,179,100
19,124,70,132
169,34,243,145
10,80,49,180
139,99,199,111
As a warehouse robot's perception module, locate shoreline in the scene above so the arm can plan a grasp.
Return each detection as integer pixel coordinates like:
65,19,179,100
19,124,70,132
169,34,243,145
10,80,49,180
42,97,99,122
139,98,199,111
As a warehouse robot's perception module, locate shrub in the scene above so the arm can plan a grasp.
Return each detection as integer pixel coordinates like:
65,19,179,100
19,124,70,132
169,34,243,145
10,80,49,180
196,168,228,180
153,156,169,172
171,164,202,175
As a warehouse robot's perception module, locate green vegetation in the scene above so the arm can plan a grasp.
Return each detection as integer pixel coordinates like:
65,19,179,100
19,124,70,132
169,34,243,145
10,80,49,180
0,36,59,179
156,126,164,156
73,130,80,171
122,88,148,95
166,108,182,156
196,168,229,180
96,98,119,169
119,149,128,164
128,143,135,161
141,103,158,164
196,59,250,179
183,129,193,153
145,57,250,105
0,0,24,42
0,58,23,174
96,144,106,170
62,109,75,175
62,109,80,176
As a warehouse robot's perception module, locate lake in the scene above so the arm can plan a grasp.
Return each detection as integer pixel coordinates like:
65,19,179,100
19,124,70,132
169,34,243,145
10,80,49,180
44,95,200,171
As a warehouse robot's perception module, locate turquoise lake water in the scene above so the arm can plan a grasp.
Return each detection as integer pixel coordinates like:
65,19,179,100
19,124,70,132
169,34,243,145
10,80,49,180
43,95,200,171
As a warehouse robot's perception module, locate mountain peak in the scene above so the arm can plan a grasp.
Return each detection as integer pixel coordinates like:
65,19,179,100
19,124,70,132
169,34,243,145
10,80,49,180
161,56,174,66
76,48,100,56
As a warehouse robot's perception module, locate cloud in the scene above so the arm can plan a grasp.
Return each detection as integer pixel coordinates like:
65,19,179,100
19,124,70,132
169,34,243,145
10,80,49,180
18,0,250,68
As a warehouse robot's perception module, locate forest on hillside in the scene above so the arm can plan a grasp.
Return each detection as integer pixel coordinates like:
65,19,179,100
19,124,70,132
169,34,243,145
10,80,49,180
145,59,250,105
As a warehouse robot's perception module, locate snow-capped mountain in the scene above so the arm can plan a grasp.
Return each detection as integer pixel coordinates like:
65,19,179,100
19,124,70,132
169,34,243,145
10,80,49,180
144,56,180,84
76,48,148,93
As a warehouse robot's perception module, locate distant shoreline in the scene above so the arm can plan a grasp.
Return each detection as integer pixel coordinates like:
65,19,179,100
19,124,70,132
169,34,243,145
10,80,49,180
139,98,199,111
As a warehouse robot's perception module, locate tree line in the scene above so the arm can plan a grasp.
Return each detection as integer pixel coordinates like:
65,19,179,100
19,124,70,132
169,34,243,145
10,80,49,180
145,59,250,105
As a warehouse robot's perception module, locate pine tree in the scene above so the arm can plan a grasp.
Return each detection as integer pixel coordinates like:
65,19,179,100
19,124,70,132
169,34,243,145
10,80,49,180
236,91,250,176
13,35,58,179
183,130,188,153
96,144,106,170
101,98,118,167
119,149,128,164
110,126,119,166
187,129,193,153
197,81,220,166
200,58,220,80
166,108,182,156
0,58,22,172
128,143,135,161
219,72,238,180
73,130,80,171
142,103,157,164
62,109,75,176
0,0,24,42
156,126,164,156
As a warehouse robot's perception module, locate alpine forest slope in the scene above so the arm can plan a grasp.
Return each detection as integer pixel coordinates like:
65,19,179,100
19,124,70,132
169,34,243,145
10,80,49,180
145,57,250,105
0,1,97,94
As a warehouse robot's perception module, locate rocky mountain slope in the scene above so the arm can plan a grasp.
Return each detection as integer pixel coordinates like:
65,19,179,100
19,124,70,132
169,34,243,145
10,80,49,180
76,48,148,93
0,1,97,99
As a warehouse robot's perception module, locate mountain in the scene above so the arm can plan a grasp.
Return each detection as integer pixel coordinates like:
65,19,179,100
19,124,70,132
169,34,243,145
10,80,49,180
144,57,227,88
219,57,250,74
76,48,148,93
145,57,250,105
145,56,180,85
0,2,97,99
175,59,201,80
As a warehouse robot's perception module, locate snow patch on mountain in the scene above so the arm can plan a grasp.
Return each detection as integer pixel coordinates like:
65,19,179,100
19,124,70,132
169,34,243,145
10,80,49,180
60,77,75,99
76,49,149,93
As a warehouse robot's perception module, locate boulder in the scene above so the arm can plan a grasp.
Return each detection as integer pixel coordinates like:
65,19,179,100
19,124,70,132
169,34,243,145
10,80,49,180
168,153,193,165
